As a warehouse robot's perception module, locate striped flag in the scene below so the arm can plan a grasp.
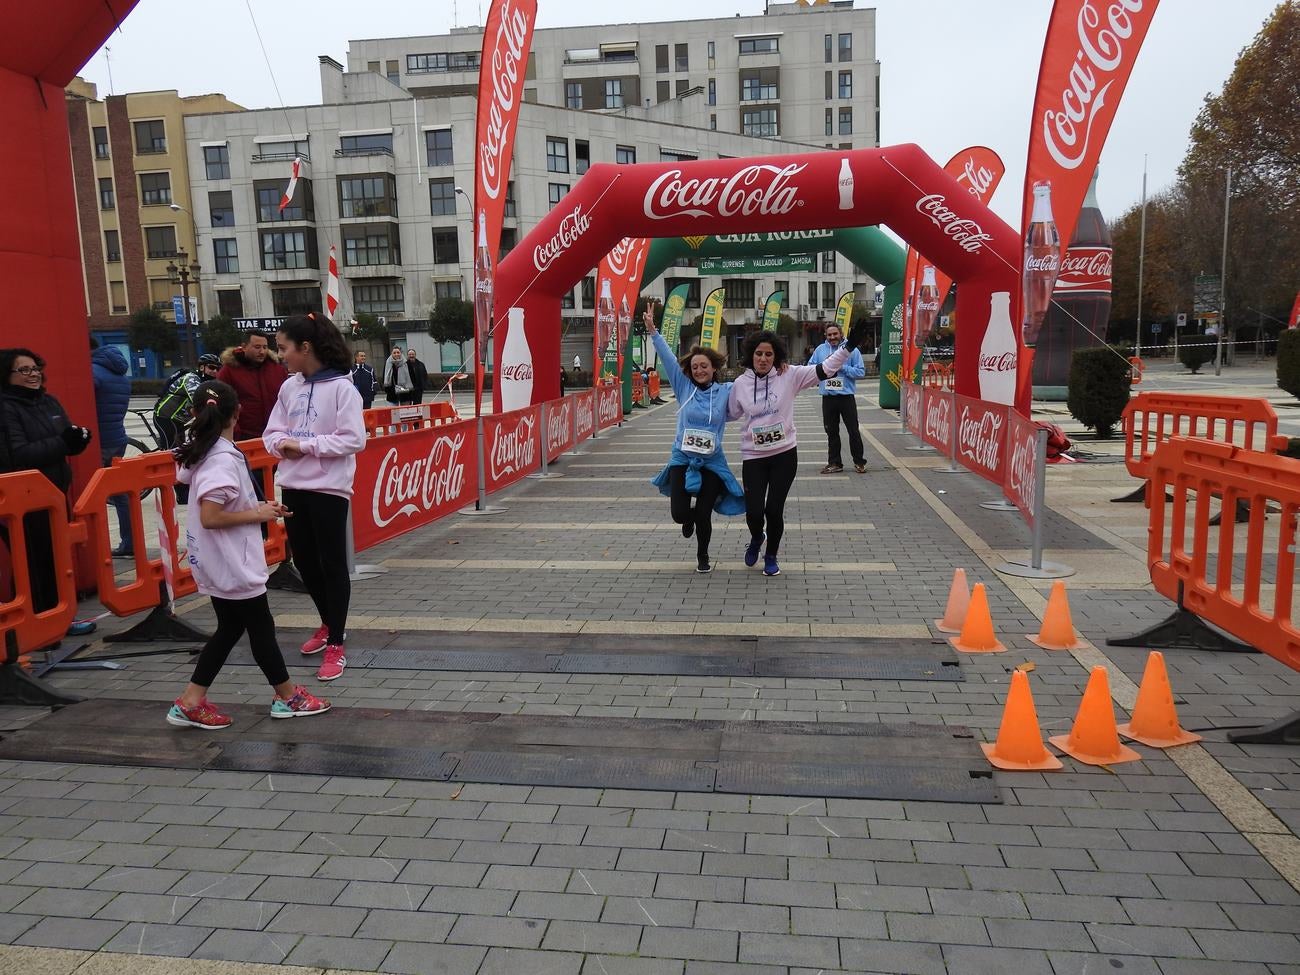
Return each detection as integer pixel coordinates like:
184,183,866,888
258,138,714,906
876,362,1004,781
279,156,301,212
325,244,340,317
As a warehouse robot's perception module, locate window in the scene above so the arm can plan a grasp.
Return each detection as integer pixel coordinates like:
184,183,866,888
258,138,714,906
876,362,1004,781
209,190,234,226
431,227,459,264
575,140,590,175
604,79,623,109
260,230,317,270
110,281,127,314
708,78,716,105
425,129,453,166
616,145,636,165
342,224,401,266
434,280,462,301
429,178,456,216
774,280,789,308
133,119,166,154
255,178,314,222
546,137,569,173
144,225,177,259
660,148,697,162
339,132,393,156
213,238,239,274
839,32,853,61
822,251,836,273
738,36,778,54
138,172,171,206
505,181,517,218
723,280,755,308
823,282,837,309
367,61,380,73
876,72,882,145
824,34,832,63
808,280,818,309
582,276,596,309
548,183,568,209
664,277,700,306
217,289,244,317
838,107,853,135
707,40,716,67
385,60,400,85
253,139,309,161
825,107,833,136
710,114,717,130
655,44,669,72
560,288,575,310
354,283,404,315
675,79,690,97
339,174,397,218
825,71,833,100
741,74,777,101
103,230,120,263
93,126,109,159
98,178,115,210
675,43,689,71
407,52,479,72
742,108,778,138
204,145,230,180
839,71,853,99
272,286,321,316
566,82,583,109
656,80,670,104
499,227,517,258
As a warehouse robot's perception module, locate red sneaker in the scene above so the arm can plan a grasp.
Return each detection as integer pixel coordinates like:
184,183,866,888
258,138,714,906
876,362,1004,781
300,625,329,656
166,698,232,729
270,685,331,718
316,645,346,682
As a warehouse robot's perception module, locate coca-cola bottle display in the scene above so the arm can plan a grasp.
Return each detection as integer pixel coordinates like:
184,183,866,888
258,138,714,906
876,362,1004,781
1021,181,1061,347
617,295,632,366
1031,169,1113,399
838,158,854,211
978,291,1017,406
914,265,940,347
474,210,494,347
596,280,616,382
499,306,534,411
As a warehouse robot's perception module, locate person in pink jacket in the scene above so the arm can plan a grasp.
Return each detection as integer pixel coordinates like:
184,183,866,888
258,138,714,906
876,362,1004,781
264,314,366,682
728,323,867,576
167,380,330,729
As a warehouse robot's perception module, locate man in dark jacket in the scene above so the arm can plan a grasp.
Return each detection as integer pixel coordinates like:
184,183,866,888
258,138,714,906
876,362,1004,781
216,331,288,440
351,350,378,409
405,348,429,405
90,340,134,558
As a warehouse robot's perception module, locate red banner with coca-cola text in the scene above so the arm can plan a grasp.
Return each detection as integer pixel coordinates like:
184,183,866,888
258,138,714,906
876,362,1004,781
575,389,596,442
593,238,651,382
921,386,953,454
902,147,1006,381
903,381,924,438
353,418,478,552
596,382,622,431
484,404,542,494
954,394,1009,486
1003,410,1041,528
543,396,576,461
1018,0,1161,411
473,0,539,414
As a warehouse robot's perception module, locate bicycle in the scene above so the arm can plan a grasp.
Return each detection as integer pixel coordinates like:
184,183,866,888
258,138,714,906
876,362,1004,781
121,408,170,499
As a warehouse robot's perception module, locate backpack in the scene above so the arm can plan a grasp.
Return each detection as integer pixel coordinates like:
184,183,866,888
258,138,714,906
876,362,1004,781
1038,422,1074,461
153,369,194,422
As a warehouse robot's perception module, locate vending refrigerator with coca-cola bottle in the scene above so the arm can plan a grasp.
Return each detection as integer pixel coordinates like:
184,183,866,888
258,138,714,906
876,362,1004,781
1031,170,1113,399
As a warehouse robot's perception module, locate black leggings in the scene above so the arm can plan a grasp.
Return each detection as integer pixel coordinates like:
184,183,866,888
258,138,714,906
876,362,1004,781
281,489,351,645
667,465,723,558
742,446,799,558
190,594,289,689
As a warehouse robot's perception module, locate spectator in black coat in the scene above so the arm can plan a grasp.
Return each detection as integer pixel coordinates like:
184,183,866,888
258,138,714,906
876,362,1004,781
405,349,429,405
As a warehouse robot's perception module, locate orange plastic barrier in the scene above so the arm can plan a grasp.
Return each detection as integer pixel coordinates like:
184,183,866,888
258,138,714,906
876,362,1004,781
1147,437,1299,672
238,439,288,567
1128,356,1144,385
0,471,80,656
1121,392,1287,483
649,372,661,399
922,362,953,390
364,401,459,437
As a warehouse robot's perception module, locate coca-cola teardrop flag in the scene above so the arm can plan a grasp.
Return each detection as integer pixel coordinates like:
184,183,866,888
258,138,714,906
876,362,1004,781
473,0,538,415
1018,0,1161,411
596,237,651,383
700,287,726,352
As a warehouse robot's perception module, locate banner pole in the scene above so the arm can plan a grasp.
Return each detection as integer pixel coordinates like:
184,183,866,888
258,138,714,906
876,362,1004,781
460,414,506,515
938,386,964,475
528,401,564,479
996,427,1073,579
346,505,387,581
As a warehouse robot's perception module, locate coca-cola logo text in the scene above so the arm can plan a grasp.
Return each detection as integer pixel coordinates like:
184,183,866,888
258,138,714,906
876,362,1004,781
956,157,994,198
547,400,573,453
501,363,534,382
576,394,595,437
1008,429,1038,510
958,406,1005,471
924,396,951,448
644,164,805,221
1025,254,1059,274
533,204,591,271
490,414,537,481
1055,247,1113,289
605,238,646,278
915,195,992,254
372,432,468,528
477,0,531,201
597,387,621,425
979,352,1017,373
1042,0,1146,170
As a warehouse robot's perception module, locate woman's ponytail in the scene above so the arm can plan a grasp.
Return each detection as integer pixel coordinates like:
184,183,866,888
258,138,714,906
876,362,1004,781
175,380,240,468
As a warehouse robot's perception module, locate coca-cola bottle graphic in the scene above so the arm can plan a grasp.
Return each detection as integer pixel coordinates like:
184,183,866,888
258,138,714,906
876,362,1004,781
838,158,854,211
914,265,939,348
596,280,616,382
1032,169,1113,399
616,295,632,370
499,306,534,411
473,210,494,348
1022,181,1061,347
979,291,1017,406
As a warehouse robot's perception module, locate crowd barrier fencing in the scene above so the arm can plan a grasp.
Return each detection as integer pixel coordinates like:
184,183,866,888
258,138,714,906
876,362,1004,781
363,401,460,437
1110,436,1300,744
649,372,661,401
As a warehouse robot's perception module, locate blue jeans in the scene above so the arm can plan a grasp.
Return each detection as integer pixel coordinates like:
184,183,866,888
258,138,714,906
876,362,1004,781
102,445,133,553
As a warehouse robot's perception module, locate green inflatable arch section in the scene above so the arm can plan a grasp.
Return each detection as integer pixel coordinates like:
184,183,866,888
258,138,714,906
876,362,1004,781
637,226,908,408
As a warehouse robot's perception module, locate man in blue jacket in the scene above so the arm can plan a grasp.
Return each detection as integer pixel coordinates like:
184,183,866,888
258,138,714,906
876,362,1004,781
90,339,134,557
809,323,867,474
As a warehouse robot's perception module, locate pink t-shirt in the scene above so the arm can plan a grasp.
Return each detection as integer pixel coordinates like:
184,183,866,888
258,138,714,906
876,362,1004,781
177,439,267,600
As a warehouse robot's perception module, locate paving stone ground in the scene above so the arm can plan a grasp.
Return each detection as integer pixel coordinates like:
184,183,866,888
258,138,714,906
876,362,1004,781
1,359,1298,974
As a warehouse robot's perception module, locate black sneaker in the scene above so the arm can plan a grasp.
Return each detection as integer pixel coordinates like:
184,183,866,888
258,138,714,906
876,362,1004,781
696,558,713,573
682,518,695,539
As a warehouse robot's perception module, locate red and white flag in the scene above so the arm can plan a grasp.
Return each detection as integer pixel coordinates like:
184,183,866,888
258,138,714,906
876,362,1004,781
279,156,302,213
325,244,340,317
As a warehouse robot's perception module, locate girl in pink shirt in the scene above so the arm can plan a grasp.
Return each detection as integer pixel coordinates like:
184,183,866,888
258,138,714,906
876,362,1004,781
167,381,330,729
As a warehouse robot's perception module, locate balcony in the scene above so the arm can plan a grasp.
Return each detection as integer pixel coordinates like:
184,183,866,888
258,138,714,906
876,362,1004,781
261,266,320,284
335,146,394,159
252,151,312,164
341,263,402,279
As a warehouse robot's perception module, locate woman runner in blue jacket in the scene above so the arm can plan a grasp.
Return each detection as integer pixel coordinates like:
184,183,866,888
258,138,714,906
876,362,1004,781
645,309,745,573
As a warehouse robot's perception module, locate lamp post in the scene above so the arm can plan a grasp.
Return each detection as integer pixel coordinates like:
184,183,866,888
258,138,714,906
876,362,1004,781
166,249,201,367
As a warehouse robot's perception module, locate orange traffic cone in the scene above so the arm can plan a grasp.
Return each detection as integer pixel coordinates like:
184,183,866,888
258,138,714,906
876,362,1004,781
1029,581,1082,651
934,568,971,634
982,669,1063,770
1118,651,1202,748
1049,667,1142,766
949,583,1006,653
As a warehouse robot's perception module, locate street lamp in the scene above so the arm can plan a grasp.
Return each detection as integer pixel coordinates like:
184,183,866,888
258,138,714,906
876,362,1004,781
166,249,201,367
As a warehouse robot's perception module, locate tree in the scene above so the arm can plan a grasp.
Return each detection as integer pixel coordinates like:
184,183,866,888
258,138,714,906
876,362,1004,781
201,314,241,355
349,312,390,347
1067,346,1131,438
427,298,474,345
129,307,178,356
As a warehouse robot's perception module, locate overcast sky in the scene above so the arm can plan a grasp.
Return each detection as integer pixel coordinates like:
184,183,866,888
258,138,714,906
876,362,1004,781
79,0,1276,226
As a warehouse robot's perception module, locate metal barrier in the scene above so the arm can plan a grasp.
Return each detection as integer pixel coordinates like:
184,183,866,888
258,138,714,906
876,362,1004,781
363,402,459,437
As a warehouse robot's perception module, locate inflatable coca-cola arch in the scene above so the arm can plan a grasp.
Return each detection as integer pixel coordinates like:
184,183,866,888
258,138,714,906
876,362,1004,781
494,144,1023,412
